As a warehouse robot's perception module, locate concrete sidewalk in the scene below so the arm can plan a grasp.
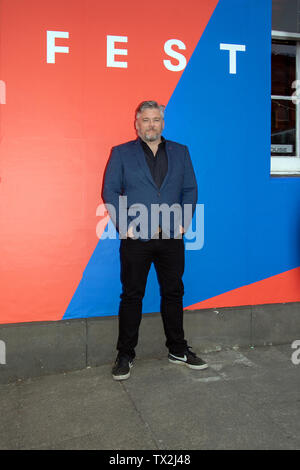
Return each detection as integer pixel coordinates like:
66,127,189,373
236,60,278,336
0,344,299,450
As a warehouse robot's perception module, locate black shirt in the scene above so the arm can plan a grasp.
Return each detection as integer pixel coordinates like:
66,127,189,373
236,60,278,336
139,136,168,189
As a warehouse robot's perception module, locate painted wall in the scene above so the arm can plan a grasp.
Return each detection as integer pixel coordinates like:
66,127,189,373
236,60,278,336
1,0,299,325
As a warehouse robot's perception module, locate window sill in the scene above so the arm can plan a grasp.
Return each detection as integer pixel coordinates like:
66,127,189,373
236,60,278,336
271,156,300,176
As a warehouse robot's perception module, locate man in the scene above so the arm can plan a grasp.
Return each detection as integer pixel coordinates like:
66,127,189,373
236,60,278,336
102,100,207,380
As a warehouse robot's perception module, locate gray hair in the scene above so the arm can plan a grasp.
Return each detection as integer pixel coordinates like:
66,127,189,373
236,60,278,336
135,100,165,119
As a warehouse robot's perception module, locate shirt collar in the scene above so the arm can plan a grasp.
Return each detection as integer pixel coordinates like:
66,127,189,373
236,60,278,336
138,135,166,149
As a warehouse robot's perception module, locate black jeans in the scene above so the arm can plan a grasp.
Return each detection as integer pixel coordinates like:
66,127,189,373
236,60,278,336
117,237,188,358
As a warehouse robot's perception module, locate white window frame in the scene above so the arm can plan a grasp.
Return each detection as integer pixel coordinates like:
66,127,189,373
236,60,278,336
271,30,300,175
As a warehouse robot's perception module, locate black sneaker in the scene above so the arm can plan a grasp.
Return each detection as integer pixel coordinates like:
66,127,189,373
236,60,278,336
168,347,208,370
112,354,134,381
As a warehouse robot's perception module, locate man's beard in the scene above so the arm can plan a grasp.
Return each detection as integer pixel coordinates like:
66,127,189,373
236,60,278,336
144,131,161,142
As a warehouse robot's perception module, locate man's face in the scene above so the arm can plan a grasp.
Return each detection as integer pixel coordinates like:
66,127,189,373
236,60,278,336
135,108,164,143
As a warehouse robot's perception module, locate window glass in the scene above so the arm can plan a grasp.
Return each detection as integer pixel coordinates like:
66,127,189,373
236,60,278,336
272,0,298,33
271,40,296,96
271,99,296,156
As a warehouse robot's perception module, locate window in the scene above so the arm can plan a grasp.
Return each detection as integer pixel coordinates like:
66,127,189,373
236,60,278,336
271,33,300,174
271,0,300,174
272,0,299,34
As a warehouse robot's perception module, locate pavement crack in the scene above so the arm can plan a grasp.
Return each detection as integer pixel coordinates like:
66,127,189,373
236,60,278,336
121,382,162,450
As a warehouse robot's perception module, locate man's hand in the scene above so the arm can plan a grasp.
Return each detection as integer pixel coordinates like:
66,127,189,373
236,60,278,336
179,225,185,235
126,225,134,239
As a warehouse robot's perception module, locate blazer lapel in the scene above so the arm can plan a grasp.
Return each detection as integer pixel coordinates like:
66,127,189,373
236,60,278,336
133,139,157,189
132,138,173,191
159,140,172,191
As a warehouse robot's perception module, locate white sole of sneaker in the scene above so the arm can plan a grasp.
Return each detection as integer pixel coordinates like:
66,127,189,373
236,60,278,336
112,362,133,381
112,372,130,380
168,358,208,370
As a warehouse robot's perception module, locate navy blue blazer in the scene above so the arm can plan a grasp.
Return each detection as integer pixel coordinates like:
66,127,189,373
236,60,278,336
102,138,198,240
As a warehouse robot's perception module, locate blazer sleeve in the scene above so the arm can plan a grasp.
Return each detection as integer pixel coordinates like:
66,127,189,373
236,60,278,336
102,147,128,237
181,146,198,230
